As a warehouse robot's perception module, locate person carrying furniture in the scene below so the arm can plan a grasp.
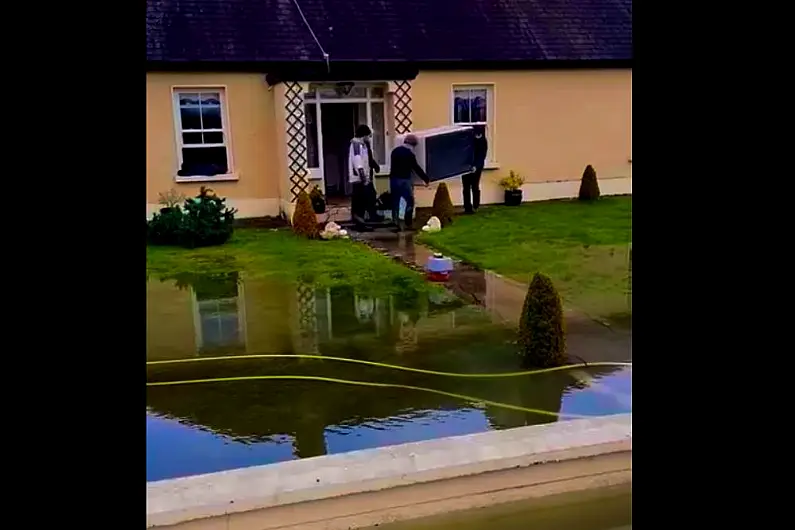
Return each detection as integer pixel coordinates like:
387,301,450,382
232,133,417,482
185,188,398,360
388,134,429,232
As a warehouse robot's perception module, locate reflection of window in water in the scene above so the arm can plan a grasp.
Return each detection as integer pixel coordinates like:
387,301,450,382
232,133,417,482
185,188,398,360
395,312,419,354
192,274,245,353
355,295,375,323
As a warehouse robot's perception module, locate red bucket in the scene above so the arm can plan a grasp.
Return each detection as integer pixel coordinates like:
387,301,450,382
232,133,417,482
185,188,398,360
426,271,450,282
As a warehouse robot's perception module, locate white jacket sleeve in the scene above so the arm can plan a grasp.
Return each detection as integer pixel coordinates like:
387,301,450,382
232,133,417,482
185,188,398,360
350,142,365,171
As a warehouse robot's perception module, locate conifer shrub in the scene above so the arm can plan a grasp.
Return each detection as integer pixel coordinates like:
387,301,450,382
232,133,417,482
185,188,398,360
578,164,601,201
292,191,320,239
147,187,235,248
519,272,566,368
431,182,455,227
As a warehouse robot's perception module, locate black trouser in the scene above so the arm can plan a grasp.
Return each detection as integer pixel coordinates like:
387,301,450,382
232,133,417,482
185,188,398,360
352,181,380,224
351,182,368,224
462,167,483,212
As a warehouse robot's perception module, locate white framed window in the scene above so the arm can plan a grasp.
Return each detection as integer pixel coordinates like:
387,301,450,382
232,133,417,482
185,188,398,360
173,88,232,179
452,85,491,126
452,84,495,163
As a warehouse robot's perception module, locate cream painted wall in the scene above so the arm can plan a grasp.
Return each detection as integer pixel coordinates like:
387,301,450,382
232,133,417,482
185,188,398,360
410,69,632,184
146,73,281,218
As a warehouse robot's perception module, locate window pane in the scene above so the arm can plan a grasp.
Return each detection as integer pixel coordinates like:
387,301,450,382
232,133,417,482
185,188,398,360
179,93,201,130
305,103,319,168
203,132,224,144
370,102,386,165
470,89,487,122
182,132,203,145
370,86,384,98
179,146,228,176
453,91,470,123
200,92,221,105
200,99,222,129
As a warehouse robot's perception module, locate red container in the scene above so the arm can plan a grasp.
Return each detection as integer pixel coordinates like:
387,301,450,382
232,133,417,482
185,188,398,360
426,271,451,282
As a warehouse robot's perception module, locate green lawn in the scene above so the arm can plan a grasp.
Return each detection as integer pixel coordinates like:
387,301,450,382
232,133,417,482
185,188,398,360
420,196,632,320
147,229,430,297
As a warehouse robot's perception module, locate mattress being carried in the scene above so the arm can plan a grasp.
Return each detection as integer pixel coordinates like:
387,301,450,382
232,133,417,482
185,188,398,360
394,125,475,184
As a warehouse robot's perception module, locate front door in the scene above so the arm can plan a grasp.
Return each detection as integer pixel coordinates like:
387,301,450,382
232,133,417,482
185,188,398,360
320,103,364,198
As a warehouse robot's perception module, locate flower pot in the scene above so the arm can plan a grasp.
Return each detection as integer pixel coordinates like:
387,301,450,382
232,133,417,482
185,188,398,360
504,189,523,206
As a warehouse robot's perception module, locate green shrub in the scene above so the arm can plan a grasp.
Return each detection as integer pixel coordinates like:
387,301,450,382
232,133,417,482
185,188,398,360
518,272,566,368
292,191,320,239
179,187,237,248
146,187,236,248
431,182,455,227
578,164,601,201
147,206,185,246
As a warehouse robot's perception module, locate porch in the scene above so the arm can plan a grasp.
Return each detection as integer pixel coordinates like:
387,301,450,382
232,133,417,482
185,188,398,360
272,78,414,219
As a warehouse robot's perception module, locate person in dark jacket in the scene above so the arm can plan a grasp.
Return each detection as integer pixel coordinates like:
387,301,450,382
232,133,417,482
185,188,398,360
389,134,429,232
462,125,488,213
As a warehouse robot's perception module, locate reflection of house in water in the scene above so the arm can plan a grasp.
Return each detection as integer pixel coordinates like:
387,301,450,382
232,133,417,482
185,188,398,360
147,271,628,461
147,273,468,360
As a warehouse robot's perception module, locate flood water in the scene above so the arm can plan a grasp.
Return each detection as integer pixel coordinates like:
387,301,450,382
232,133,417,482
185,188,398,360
146,271,632,482
371,484,631,530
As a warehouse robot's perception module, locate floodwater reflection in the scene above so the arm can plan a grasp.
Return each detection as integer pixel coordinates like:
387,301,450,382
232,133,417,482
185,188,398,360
146,271,632,482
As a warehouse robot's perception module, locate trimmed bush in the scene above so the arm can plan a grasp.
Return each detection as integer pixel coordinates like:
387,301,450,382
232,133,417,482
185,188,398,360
578,164,601,201
292,191,320,239
519,272,566,368
431,182,455,227
147,187,236,248
148,206,184,246
180,187,237,248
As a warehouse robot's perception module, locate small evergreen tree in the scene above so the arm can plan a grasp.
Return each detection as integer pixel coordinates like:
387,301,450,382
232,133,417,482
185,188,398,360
292,191,320,239
578,164,601,201
519,272,566,368
431,182,455,227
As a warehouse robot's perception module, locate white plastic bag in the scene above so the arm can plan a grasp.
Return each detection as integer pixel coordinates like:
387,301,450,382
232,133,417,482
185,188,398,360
398,197,407,220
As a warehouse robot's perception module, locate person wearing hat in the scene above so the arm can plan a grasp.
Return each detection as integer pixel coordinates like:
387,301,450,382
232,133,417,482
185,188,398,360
388,134,429,232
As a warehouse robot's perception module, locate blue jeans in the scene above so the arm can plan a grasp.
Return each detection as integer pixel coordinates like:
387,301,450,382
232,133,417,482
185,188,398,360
390,178,415,225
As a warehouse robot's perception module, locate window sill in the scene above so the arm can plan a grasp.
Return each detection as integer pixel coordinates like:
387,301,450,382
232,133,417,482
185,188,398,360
175,173,239,184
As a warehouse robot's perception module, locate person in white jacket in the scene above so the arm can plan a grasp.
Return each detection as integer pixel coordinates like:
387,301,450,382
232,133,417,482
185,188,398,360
348,124,374,230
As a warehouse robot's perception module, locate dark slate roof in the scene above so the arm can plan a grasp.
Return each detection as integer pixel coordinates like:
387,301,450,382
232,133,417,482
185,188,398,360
146,0,632,65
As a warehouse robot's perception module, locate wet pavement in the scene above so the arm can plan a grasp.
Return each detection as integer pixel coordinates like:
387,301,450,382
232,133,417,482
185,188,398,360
351,228,631,363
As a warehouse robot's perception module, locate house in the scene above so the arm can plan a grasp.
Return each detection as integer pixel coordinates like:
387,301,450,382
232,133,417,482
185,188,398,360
146,0,632,219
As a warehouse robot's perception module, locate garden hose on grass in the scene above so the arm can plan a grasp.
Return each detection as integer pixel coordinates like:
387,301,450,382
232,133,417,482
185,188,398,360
146,356,632,419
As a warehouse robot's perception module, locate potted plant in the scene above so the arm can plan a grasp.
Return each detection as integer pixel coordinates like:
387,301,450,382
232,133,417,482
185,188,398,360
498,171,525,206
309,185,326,214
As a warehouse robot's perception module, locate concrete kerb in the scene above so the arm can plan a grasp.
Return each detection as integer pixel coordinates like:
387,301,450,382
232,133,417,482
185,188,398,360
146,413,632,528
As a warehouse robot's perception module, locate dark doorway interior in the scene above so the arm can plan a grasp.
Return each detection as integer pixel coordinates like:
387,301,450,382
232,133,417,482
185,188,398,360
321,103,365,198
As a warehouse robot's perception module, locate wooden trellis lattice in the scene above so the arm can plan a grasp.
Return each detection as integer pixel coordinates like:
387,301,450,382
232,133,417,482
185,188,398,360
284,81,309,202
393,80,413,134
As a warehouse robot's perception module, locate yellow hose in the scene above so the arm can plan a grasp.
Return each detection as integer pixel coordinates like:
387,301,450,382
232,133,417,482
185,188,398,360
146,354,631,378
146,374,596,419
